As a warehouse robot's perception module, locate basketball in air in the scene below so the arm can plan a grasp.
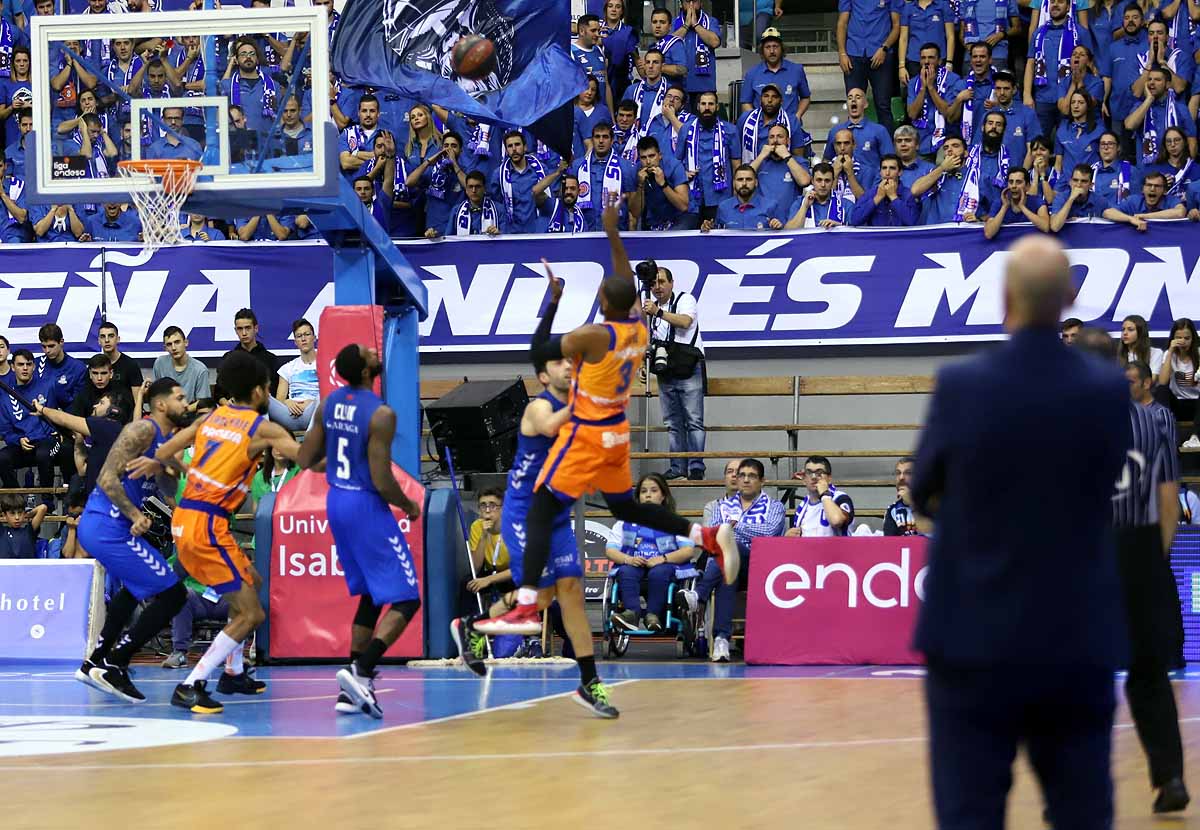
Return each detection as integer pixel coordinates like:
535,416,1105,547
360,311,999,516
452,34,496,80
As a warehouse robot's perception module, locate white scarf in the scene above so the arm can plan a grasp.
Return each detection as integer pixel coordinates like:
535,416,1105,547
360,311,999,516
962,69,993,146
684,119,730,199
1032,9,1077,88
545,199,585,233
230,68,278,120
1092,159,1133,202
455,197,499,236
913,67,951,151
741,107,794,163
717,491,771,524
1141,89,1180,165
577,149,622,210
499,155,546,220
955,143,986,221
632,80,667,137
1166,157,1194,196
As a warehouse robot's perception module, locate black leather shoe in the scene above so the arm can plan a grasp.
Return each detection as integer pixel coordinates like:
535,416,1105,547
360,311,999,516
688,469,704,480
1154,778,1190,813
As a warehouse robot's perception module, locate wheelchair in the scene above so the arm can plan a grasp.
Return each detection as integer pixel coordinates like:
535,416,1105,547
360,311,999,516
599,561,705,658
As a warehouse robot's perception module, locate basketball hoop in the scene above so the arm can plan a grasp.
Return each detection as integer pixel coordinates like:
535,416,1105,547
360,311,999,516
117,159,203,253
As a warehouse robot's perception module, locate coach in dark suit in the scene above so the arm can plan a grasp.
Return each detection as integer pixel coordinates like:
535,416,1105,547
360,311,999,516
911,235,1132,830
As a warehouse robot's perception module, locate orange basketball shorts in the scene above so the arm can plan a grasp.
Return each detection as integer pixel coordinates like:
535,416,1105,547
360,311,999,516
172,500,255,594
535,417,633,500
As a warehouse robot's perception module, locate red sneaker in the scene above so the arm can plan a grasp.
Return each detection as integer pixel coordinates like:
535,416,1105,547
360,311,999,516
473,602,542,636
700,524,740,585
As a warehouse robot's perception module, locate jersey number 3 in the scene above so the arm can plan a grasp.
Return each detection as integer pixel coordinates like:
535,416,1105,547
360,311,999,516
335,437,350,480
615,360,634,395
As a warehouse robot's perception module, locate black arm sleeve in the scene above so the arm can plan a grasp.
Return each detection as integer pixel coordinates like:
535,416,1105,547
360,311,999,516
528,300,564,366
531,300,559,348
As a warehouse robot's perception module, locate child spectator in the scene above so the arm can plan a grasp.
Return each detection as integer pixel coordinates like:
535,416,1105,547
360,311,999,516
0,494,47,559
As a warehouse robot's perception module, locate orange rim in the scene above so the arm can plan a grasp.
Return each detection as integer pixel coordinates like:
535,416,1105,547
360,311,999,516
117,159,202,194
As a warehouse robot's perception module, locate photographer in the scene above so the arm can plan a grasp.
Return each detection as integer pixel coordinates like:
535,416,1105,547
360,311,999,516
641,262,706,481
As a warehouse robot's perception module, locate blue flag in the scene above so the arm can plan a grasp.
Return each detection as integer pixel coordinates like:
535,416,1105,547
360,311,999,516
333,0,587,158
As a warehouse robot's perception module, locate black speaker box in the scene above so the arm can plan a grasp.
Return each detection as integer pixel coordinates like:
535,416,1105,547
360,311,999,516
425,379,529,473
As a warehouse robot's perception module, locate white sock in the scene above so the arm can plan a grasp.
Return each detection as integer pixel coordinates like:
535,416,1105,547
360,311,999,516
689,524,703,545
516,587,538,606
185,632,242,686
225,643,244,675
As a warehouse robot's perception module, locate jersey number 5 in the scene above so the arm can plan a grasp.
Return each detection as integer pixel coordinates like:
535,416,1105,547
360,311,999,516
335,437,351,480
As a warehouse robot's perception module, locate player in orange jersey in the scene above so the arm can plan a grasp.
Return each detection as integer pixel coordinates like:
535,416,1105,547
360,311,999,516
475,193,738,717
130,351,300,714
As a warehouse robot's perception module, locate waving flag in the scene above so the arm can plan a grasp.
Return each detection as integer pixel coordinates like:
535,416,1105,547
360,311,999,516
333,0,587,157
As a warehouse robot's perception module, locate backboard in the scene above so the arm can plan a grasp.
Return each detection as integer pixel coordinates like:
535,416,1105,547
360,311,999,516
26,5,336,217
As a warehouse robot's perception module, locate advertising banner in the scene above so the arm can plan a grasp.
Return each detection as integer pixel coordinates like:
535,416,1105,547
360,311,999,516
1,222,1196,357
0,560,102,661
744,536,929,665
269,469,425,659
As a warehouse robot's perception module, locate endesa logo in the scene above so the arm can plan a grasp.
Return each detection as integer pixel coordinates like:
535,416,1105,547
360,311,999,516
764,546,928,610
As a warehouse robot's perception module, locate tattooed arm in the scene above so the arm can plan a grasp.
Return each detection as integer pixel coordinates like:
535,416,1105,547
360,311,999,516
98,420,156,536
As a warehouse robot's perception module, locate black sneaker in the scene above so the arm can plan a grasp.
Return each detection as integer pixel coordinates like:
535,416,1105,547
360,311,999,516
687,469,705,481
83,661,146,703
336,664,382,719
216,670,267,695
74,659,98,690
334,691,358,714
662,470,685,480
1153,777,1190,813
572,678,619,719
171,680,224,714
611,609,639,632
450,617,488,677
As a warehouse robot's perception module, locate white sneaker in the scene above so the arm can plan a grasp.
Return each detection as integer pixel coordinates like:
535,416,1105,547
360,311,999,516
1183,435,1200,449
679,589,698,614
335,664,382,719
711,636,731,663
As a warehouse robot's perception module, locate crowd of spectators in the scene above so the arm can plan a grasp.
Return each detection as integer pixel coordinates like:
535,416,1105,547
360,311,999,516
3,0,1198,241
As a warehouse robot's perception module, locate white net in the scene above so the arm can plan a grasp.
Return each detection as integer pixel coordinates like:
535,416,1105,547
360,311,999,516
116,161,201,254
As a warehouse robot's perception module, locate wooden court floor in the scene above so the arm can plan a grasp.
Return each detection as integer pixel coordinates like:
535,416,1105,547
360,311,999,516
2,668,1199,829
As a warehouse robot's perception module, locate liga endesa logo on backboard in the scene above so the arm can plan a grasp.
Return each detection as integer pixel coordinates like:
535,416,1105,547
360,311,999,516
744,537,929,665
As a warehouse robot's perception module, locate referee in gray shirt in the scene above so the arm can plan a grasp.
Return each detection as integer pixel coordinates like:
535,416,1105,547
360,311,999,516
1108,350,1188,813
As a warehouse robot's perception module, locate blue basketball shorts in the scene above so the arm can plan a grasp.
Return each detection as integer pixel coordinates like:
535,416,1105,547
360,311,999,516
77,508,178,601
327,487,420,606
501,502,581,589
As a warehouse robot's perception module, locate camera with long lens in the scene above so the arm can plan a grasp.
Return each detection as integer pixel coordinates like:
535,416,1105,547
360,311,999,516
635,258,658,297
635,258,671,375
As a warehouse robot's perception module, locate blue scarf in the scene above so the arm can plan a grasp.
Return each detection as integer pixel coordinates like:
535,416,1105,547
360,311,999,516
545,198,585,233
683,118,729,199
613,124,639,162
0,18,15,79
962,68,993,146
180,51,206,120
632,79,667,137
913,67,951,150
455,197,499,236
499,154,546,220
955,143,985,221
468,122,491,158
1165,158,1194,196
427,157,452,200
1093,159,1132,202
671,11,714,76
230,69,278,121
740,107,794,164
577,149,623,210
716,492,772,524
1032,10,1077,88
1142,89,1180,165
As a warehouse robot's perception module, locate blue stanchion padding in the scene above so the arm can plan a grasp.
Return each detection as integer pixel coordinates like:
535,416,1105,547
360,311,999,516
423,487,468,659
253,492,276,660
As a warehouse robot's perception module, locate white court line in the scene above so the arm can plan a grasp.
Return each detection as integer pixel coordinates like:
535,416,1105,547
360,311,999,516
0,690,395,709
342,679,637,739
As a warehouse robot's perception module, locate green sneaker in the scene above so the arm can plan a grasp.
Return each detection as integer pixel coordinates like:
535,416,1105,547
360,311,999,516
572,678,619,719
450,617,487,677
468,629,487,659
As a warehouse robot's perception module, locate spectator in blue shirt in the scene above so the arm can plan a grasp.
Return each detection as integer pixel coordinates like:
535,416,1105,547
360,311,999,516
181,214,227,241
35,324,86,411
30,203,85,242
1186,179,1200,221
572,14,614,114
851,153,920,226
1055,44,1105,117
219,37,279,136
705,165,782,230
1092,131,1134,207
784,162,849,228
0,156,28,243
905,43,969,157
1054,91,1104,182
338,94,383,181
959,0,1019,72
1124,68,1197,165
235,214,292,241
1103,170,1186,229
145,108,202,161
572,121,637,231
1104,4,1149,158
267,95,314,159
911,135,976,223
981,166,1051,238
828,127,877,201
899,0,956,84
747,124,811,211
84,202,141,242
740,29,811,134
648,7,689,84
670,0,721,107
960,42,996,145
489,130,554,234
836,0,901,132
643,85,691,159
893,124,936,192
736,83,808,163
682,91,736,225
1135,19,1193,99
986,71,1039,165
1050,163,1107,230
1023,0,1091,145
573,77,612,160
1142,126,1200,199
632,135,691,230
537,173,588,234
598,0,639,103
823,88,895,172
437,170,502,237
0,349,66,501
410,131,473,237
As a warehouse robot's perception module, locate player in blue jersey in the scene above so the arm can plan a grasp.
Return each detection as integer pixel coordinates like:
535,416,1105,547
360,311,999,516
297,345,423,719
450,265,577,681
73,378,191,703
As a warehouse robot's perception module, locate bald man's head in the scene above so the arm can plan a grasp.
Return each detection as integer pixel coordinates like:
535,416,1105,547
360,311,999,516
1004,236,1075,332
